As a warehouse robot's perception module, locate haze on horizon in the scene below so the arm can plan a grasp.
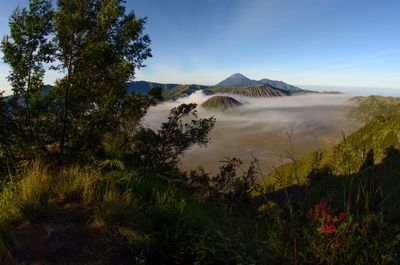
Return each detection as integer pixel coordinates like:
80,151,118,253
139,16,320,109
1,0,400,96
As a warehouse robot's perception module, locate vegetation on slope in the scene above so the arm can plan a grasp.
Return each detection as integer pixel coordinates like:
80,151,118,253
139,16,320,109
348,95,400,123
0,160,264,264
263,96,400,187
201,95,242,111
251,96,400,264
260,96,400,217
261,114,400,190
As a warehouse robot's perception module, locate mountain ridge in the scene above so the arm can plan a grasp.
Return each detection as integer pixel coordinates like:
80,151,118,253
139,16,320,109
128,73,310,99
216,73,304,93
210,84,288,97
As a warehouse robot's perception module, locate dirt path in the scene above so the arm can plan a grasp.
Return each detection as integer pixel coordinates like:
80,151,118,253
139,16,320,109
6,203,126,265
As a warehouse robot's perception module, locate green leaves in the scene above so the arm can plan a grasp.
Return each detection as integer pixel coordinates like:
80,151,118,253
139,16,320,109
131,103,216,171
0,0,55,161
54,0,153,158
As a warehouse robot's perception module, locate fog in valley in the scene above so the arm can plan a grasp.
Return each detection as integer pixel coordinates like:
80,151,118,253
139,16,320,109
144,92,356,175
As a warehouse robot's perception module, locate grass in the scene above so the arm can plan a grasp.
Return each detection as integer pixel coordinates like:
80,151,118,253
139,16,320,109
0,155,399,264
0,160,267,263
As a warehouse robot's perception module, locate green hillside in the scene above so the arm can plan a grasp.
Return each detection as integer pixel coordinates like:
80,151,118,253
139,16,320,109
348,95,400,123
260,96,400,217
162,84,210,100
261,114,400,188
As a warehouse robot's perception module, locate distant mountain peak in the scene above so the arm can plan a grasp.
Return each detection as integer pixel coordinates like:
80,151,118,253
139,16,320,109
216,73,259,87
230,73,248,78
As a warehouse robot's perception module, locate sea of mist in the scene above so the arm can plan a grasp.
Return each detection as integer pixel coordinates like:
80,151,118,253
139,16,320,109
144,91,356,176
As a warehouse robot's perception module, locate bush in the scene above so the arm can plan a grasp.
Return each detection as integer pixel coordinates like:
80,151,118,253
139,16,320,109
131,103,215,171
188,158,260,207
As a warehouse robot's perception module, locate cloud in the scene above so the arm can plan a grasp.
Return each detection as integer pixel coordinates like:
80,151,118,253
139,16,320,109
144,92,355,172
145,91,353,130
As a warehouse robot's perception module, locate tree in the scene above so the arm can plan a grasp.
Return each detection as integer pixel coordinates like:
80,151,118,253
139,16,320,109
132,103,216,170
1,0,216,171
0,0,54,159
54,0,152,158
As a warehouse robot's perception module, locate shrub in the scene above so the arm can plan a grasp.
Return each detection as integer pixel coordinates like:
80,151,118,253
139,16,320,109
131,103,215,171
188,157,260,207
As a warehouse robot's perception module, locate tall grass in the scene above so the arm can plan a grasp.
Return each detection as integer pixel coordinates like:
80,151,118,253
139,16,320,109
0,155,397,264
18,161,53,220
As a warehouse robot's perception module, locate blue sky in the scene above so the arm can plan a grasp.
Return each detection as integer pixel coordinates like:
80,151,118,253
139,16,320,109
1,0,400,95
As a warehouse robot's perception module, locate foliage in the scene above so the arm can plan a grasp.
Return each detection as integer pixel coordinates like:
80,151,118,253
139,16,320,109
188,157,260,206
54,0,152,158
131,103,216,170
0,0,156,165
0,0,55,160
0,153,399,263
263,198,400,265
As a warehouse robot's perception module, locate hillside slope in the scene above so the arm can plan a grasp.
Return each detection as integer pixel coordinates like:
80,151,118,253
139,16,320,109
261,114,400,189
163,85,211,100
348,95,400,123
258,78,303,93
211,85,288,97
260,96,400,215
201,96,242,111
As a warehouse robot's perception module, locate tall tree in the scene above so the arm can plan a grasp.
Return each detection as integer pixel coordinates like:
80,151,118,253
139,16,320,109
54,0,152,158
0,0,54,157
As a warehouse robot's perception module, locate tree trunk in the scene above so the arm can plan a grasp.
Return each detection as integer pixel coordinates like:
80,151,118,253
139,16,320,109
60,49,73,161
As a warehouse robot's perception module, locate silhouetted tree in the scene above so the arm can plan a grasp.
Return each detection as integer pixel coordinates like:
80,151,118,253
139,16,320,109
131,103,216,170
360,149,374,171
54,0,152,158
0,0,54,159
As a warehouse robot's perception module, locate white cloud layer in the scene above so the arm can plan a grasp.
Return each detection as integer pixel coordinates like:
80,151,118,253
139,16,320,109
144,92,355,173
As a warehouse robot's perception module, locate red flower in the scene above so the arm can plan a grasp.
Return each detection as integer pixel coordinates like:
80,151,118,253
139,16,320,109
321,223,335,235
311,200,349,236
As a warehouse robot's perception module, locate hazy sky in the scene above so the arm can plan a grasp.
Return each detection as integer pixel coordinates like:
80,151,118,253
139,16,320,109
1,0,400,95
